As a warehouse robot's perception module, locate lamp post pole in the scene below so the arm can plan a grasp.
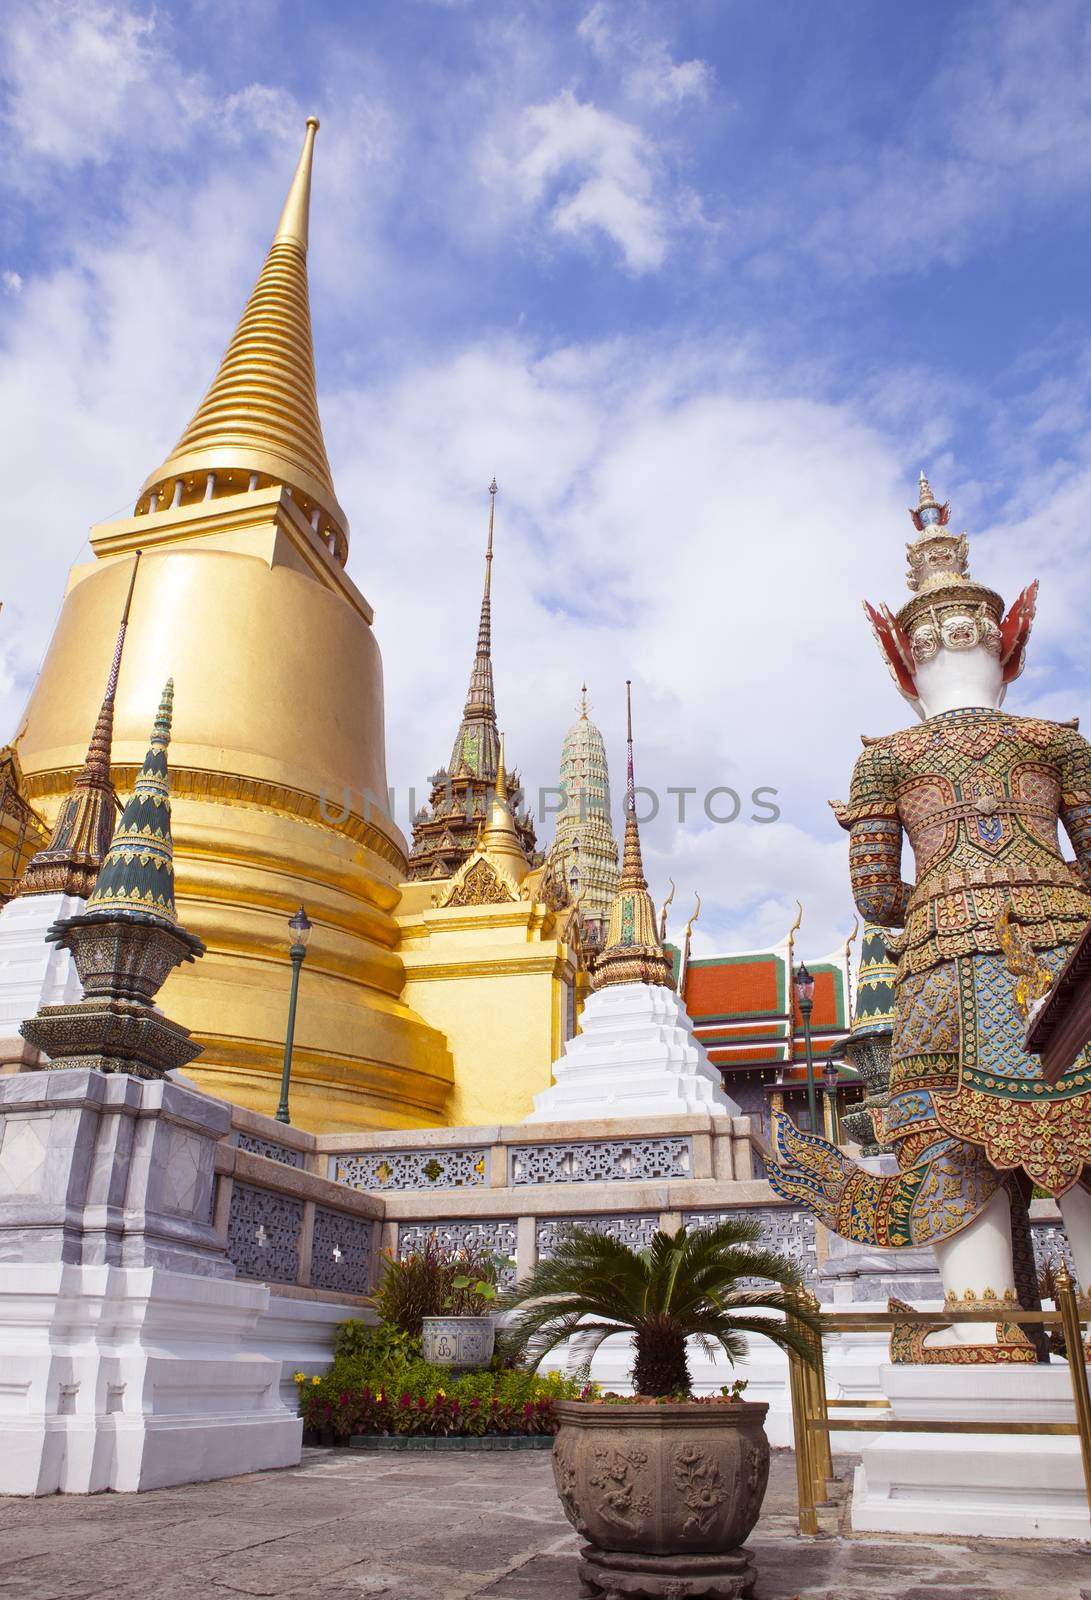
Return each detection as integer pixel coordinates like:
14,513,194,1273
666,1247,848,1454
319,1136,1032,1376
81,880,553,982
795,963,818,1133
823,1060,841,1144
275,905,312,1125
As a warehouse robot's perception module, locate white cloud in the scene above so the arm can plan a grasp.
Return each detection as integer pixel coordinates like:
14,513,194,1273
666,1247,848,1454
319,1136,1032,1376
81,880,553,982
577,3,712,107
324,331,934,957
0,1,209,170
2,271,22,294
494,89,670,272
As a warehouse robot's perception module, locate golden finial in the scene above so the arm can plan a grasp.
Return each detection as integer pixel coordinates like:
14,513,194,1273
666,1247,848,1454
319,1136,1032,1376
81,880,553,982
658,877,675,942
786,900,804,1006
917,470,937,513
495,732,507,801
274,116,320,249
678,892,701,997
484,479,497,600
138,117,346,549
579,683,589,720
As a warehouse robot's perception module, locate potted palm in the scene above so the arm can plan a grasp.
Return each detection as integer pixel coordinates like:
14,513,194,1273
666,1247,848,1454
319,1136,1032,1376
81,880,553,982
500,1220,817,1600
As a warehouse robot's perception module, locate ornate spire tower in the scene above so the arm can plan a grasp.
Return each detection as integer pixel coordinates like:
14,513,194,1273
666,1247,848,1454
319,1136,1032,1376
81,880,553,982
408,481,537,880
22,680,206,1080
546,685,618,944
20,554,139,898
12,120,452,1129
592,682,674,990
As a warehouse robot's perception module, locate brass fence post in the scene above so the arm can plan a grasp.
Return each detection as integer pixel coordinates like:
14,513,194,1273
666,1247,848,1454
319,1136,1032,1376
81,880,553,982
1055,1262,1091,1508
787,1292,819,1536
807,1290,834,1491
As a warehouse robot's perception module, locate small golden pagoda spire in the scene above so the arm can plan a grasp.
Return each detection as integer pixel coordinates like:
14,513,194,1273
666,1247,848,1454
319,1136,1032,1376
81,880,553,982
448,479,501,777
20,554,141,899
593,680,674,991
138,118,348,552
478,733,530,884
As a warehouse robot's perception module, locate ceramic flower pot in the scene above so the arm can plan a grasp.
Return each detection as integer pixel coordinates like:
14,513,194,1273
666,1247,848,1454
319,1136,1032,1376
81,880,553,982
421,1314,495,1372
551,1398,770,1599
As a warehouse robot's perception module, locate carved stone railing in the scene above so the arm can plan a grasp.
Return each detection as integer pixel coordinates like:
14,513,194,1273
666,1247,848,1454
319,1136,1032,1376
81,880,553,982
218,1102,1066,1309
208,1107,828,1295
214,1110,382,1299
323,1114,757,1192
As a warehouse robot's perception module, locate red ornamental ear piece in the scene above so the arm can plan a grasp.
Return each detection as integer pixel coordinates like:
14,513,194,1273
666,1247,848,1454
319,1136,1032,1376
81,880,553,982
863,600,918,700
1000,581,1038,683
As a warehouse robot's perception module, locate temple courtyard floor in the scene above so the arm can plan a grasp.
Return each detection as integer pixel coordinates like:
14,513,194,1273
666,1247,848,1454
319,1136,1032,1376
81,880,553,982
1,1448,1089,1600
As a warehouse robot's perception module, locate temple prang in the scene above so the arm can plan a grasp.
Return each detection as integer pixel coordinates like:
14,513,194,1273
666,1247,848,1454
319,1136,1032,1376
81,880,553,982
407,480,538,881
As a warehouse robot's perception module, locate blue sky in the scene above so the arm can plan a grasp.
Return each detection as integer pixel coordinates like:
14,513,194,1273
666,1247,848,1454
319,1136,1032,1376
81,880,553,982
3,0,1091,961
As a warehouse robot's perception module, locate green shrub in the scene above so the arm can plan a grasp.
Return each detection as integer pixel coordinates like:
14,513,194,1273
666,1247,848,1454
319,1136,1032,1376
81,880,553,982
334,1320,420,1365
371,1237,501,1337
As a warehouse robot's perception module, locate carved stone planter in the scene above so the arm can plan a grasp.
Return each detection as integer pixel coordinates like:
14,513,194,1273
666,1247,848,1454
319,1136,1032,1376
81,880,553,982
551,1399,770,1599
421,1315,496,1372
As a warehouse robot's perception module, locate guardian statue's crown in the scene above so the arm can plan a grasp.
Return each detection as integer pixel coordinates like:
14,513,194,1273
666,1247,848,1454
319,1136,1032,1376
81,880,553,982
864,472,1037,707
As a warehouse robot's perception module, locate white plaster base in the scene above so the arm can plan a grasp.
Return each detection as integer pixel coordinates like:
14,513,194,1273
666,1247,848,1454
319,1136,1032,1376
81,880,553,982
851,1363,1091,1541
529,983,739,1121
246,1292,366,1406
0,1262,301,1495
0,892,84,1067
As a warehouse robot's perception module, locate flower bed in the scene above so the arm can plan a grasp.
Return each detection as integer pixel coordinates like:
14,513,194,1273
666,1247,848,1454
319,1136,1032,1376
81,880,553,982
301,1383,560,1440
294,1323,593,1443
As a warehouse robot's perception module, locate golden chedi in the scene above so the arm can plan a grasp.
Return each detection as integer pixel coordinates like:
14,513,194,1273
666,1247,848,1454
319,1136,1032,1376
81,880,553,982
398,739,584,1127
13,120,452,1131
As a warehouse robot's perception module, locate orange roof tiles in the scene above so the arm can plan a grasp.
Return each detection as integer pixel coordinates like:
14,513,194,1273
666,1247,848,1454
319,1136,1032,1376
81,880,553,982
686,957,782,1019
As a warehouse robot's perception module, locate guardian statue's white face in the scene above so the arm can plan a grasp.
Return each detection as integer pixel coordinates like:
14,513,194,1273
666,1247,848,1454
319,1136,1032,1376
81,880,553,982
913,641,1005,720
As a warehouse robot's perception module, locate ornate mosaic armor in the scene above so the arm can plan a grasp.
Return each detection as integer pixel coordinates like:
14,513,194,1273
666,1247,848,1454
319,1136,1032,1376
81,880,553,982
771,476,1091,1250
773,707,1091,1244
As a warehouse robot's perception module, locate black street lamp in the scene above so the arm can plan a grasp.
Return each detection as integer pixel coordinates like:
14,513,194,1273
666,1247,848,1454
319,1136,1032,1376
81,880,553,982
795,962,818,1133
823,1057,841,1143
275,905,312,1124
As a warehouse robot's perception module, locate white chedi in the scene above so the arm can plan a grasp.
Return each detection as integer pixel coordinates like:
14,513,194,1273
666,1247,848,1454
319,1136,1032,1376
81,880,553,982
0,893,85,1067
527,981,739,1121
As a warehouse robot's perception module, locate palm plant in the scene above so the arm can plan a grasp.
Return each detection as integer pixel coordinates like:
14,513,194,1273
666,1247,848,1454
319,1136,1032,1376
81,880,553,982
500,1220,819,1397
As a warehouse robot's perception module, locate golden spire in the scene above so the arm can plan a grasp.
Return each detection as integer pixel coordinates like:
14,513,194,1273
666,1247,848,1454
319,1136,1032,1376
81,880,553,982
593,680,674,991
20,554,141,899
138,118,348,552
478,733,530,884
579,683,589,720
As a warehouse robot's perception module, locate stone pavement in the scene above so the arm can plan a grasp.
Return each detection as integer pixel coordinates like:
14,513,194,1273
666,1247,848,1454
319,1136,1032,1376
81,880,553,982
0,1448,1088,1600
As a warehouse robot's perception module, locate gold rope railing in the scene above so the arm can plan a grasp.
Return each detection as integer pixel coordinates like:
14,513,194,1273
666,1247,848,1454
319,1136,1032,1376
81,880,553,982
786,1262,1091,1537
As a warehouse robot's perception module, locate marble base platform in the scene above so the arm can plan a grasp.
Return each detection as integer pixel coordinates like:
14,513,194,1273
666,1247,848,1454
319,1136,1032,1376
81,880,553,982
851,1363,1091,1541
529,983,738,1122
1,1262,301,1495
